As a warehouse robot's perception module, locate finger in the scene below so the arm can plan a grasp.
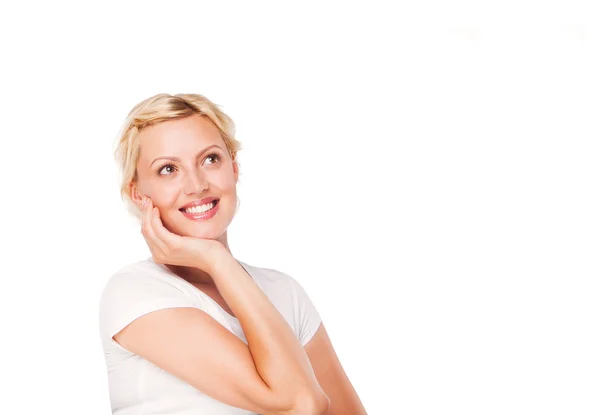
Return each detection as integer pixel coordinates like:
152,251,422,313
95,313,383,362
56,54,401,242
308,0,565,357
140,197,154,240
146,201,168,252
149,206,180,247
141,197,153,237
143,198,167,254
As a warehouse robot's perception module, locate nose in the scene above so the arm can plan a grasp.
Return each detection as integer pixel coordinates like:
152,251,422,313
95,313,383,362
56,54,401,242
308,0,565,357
183,170,209,195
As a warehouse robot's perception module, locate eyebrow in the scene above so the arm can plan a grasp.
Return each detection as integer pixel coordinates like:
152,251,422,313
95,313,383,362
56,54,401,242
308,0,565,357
150,144,223,167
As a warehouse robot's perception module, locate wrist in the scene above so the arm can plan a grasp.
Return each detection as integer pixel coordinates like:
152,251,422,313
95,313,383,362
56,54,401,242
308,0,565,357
206,244,235,275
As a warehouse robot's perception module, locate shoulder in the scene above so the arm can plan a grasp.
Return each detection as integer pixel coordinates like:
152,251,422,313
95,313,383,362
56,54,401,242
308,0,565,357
238,260,299,290
99,258,200,313
98,258,200,345
239,260,310,301
101,258,188,295
105,257,170,279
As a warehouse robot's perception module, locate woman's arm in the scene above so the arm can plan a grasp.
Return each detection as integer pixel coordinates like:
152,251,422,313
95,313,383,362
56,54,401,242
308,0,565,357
210,253,331,411
113,254,329,415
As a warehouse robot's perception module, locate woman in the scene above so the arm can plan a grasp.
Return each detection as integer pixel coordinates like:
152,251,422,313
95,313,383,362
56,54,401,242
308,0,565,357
98,93,367,415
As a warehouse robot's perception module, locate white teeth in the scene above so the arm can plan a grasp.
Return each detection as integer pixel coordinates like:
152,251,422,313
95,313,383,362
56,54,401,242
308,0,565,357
184,201,215,214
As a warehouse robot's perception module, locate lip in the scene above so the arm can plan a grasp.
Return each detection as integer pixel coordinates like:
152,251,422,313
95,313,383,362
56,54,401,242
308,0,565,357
179,197,220,210
180,199,220,221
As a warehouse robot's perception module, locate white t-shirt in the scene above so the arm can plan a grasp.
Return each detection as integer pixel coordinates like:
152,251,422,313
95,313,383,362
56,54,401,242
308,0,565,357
98,257,322,415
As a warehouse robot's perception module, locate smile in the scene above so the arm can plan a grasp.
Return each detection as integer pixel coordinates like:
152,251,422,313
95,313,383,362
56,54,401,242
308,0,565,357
179,200,219,220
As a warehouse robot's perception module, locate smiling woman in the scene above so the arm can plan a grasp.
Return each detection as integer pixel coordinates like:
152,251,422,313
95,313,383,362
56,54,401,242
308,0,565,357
98,93,367,415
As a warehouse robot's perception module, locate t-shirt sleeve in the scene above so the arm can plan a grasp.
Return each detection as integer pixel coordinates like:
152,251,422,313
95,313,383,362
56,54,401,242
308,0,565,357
288,275,323,346
98,271,199,349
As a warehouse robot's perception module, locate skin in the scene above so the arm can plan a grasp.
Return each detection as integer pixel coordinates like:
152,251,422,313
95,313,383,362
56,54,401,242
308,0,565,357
130,114,238,285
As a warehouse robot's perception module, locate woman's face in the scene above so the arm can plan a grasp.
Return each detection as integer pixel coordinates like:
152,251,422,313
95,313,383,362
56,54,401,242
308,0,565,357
131,114,239,240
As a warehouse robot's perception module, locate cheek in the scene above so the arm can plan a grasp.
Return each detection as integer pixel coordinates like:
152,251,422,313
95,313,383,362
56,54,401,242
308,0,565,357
148,181,179,208
209,171,237,191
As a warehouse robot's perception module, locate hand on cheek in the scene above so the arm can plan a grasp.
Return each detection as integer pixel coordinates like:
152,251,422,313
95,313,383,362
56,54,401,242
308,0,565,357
138,196,228,270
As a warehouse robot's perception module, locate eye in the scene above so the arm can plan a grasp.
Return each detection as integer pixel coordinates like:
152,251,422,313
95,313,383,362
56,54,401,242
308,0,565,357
205,153,222,165
157,163,177,176
205,153,221,164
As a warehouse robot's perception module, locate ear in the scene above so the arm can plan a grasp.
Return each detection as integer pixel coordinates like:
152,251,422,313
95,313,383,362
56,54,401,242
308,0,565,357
232,157,239,183
129,182,144,207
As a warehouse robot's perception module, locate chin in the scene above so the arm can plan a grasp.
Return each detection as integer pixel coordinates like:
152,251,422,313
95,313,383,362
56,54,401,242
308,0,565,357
189,230,221,240
169,224,220,240
164,220,220,239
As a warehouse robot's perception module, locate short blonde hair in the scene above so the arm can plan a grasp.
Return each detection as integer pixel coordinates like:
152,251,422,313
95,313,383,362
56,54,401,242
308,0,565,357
113,93,242,220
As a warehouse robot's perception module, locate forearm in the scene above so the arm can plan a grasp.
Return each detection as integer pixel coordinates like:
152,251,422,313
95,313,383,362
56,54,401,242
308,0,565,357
208,254,327,407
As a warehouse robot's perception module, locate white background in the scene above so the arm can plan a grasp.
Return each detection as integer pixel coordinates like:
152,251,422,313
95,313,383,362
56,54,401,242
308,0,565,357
1,1,598,414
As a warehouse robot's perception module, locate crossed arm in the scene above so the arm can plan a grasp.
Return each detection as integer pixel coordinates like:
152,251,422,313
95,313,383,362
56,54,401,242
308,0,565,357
111,257,366,414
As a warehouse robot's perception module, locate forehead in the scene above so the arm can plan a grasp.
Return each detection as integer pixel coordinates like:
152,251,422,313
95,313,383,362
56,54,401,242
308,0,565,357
138,115,224,160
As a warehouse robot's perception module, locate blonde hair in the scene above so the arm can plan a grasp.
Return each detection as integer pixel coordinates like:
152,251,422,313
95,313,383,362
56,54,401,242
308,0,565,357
113,93,242,221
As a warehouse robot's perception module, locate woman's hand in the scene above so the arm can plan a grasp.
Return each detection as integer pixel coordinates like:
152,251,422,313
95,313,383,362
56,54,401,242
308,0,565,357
140,196,229,273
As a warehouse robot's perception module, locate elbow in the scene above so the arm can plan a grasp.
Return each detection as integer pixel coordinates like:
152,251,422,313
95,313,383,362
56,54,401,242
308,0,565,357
313,394,331,415
294,392,330,415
